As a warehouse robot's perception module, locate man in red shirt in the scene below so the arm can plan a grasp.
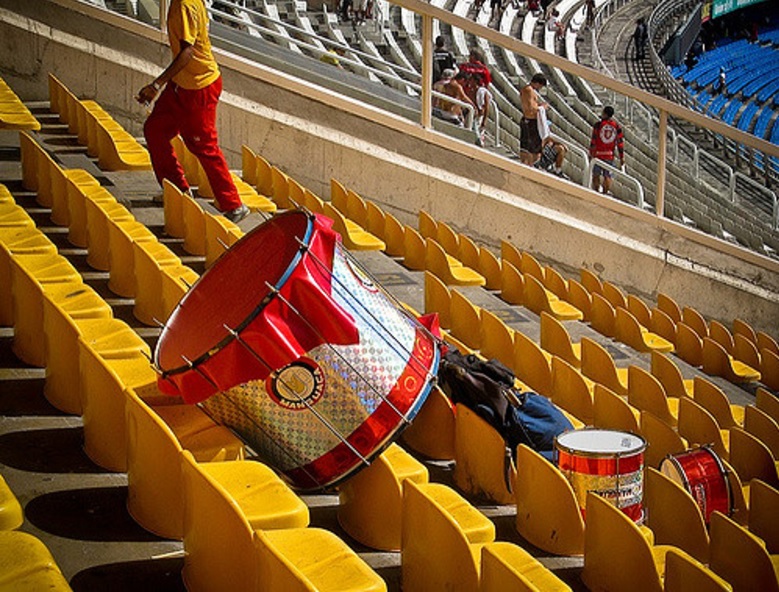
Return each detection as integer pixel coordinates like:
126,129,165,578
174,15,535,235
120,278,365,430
589,106,624,194
136,0,249,223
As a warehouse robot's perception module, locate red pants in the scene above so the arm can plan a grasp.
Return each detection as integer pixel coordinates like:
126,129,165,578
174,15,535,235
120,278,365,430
144,76,241,212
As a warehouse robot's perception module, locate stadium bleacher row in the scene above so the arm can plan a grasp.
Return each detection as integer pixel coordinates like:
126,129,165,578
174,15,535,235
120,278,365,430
1,65,779,590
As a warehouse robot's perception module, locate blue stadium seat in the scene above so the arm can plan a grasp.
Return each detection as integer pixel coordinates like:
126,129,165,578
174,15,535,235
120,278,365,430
721,98,743,126
753,105,775,140
737,102,759,132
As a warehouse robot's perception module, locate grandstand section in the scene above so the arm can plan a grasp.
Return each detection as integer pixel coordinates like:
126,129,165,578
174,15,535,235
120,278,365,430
0,1,778,589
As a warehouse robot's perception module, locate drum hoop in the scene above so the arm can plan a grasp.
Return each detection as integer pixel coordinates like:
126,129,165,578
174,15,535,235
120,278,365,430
555,429,647,458
155,211,316,379
699,444,735,516
662,454,692,492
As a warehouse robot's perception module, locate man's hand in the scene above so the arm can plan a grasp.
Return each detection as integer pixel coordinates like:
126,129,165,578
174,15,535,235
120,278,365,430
136,82,160,105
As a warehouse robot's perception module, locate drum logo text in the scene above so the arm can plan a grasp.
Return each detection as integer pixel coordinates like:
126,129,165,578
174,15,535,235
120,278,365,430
268,358,326,410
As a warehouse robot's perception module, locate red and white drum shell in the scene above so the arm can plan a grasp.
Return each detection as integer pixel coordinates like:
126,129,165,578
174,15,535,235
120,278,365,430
154,211,440,491
556,429,647,523
660,446,732,524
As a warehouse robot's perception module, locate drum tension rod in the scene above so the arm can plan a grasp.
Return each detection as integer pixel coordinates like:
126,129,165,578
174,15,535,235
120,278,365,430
180,354,222,392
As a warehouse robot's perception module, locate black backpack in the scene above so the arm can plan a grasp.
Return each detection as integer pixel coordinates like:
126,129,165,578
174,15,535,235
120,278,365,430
437,349,573,462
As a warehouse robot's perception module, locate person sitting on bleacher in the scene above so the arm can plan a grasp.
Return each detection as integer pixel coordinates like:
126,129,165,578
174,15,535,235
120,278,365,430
433,69,476,127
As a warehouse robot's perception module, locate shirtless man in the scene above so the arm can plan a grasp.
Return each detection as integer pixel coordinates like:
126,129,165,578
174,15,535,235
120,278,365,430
519,73,548,165
432,69,476,127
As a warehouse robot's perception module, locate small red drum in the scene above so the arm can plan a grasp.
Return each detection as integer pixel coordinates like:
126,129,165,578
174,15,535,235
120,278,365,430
154,211,440,491
556,429,647,523
660,446,732,524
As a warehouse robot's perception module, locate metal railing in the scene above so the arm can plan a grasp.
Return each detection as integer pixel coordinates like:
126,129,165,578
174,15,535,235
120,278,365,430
587,158,646,208
210,0,478,127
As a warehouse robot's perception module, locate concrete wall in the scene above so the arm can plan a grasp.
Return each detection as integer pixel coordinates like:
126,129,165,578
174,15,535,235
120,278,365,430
1,0,777,332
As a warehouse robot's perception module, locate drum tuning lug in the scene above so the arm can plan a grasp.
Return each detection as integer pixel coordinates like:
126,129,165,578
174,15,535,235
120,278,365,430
222,323,239,337
153,318,165,329
263,281,279,295
216,237,229,250
293,236,309,252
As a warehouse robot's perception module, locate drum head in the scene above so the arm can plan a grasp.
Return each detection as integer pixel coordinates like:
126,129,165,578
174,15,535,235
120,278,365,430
556,429,646,456
155,211,311,373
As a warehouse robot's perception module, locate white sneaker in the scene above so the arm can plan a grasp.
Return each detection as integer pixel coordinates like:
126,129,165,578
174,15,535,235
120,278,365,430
224,204,250,223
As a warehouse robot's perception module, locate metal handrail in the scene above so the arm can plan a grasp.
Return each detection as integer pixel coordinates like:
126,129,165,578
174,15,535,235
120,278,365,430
210,3,477,127
586,158,646,209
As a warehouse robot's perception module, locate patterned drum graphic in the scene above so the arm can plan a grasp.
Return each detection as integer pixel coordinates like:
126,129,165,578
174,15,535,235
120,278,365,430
556,429,647,523
154,211,440,491
660,446,732,524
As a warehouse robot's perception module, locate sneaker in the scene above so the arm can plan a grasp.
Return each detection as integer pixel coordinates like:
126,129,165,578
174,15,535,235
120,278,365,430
224,204,250,224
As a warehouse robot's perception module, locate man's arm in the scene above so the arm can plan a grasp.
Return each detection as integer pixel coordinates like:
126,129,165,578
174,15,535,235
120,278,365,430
136,42,195,104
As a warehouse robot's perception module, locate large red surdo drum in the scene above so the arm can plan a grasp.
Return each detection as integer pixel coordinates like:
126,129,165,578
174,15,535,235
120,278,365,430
154,211,440,491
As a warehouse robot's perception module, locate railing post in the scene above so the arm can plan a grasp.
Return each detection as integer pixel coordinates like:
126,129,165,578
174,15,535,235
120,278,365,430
656,109,667,217
160,0,168,32
420,14,433,129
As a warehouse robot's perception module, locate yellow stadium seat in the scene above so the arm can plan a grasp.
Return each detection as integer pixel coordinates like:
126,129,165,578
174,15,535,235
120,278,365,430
728,427,779,487
480,309,515,369
640,410,687,468
181,450,309,592
254,528,386,592
702,337,761,383
582,491,674,592
0,530,71,590
540,311,581,368
748,479,779,554
480,542,573,591
650,307,677,345
401,385,455,461
592,383,640,433
677,397,730,461
590,292,616,338
513,330,552,397
500,260,524,306
550,356,593,425
0,474,23,531
644,467,710,563
450,289,482,351
338,443,429,551
709,510,779,592
453,404,515,504
657,292,683,324
663,548,731,592
757,387,779,424
650,351,693,398
424,270,452,329
524,274,583,321
693,376,744,428
79,345,155,472
627,365,679,427
125,386,245,539
426,239,485,287
514,444,585,556
580,337,629,397
401,480,495,592
616,307,675,353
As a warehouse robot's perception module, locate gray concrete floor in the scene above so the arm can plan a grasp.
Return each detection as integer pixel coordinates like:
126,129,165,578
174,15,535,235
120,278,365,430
0,108,758,590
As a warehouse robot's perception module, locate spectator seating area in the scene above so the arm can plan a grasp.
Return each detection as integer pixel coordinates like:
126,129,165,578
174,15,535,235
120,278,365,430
2,72,779,589
672,34,779,174
193,0,779,260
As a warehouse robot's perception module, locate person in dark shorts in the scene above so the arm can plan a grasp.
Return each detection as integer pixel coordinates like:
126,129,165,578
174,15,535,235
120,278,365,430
519,73,548,165
535,136,568,178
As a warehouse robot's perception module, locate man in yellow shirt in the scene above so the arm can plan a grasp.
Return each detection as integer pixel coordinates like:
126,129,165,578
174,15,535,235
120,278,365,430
136,0,248,222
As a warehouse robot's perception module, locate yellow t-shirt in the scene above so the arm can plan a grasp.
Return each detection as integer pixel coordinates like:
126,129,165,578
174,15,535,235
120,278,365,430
167,0,220,90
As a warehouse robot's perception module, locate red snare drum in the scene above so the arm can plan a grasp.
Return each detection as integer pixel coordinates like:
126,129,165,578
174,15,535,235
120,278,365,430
154,211,440,491
660,446,732,524
556,429,647,523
